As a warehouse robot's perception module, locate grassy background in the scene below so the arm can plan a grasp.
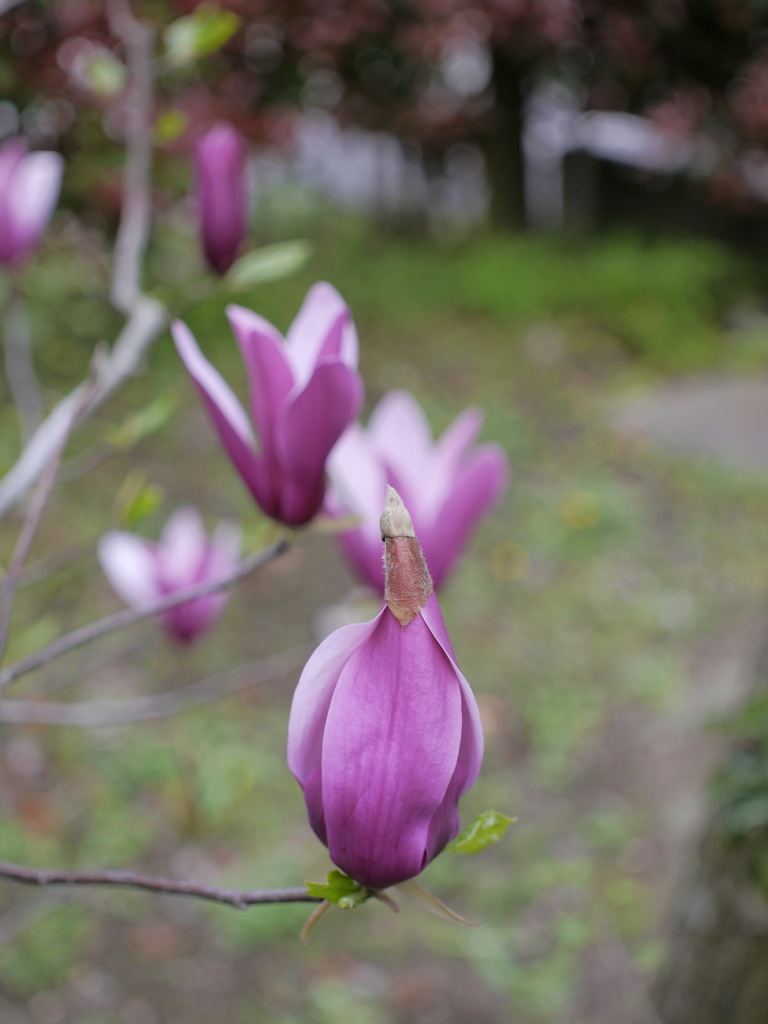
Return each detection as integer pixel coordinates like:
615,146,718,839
2,212,768,1022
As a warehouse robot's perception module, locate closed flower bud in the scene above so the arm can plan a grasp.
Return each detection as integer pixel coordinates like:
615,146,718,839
0,139,63,268
98,507,240,645
288,487,483,890
194,122,248,275
173,283,363,527
328,390,509,591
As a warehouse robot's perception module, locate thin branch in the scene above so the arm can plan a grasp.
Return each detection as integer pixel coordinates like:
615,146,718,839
0,539,288,693
2,280,43,441
0,862,322,910
107,0,154,312
0,645,309,727
0,375,98,664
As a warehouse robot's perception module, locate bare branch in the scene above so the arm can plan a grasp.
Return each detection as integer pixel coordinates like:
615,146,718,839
0,539,289,693
0,281,168,519
0,645,309,727
107,0,154,312
0,376,99,663
0,862,322,910
2,281,43,441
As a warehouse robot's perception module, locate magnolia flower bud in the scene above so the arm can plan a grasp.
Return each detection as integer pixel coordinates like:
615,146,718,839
194,122,248,275
288,488,483,889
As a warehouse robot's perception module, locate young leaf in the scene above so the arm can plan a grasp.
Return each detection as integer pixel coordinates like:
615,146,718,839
114,470,164,528
164,6,241,65
305,870,369,908
225,241,313,290
445,810,516,855
106,396,176,450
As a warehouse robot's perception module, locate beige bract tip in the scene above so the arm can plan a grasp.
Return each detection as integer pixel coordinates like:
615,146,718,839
380,485,415,540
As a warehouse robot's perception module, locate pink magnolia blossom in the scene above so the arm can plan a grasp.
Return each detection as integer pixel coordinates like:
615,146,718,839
194,122,248,275
328,390,509,591
173,283,363,526
288,487,483,890
98,507,240,645
0,138,63,267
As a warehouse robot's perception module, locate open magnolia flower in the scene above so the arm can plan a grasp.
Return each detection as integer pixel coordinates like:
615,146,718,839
194,121,248,275
173,283,363,527
328,390,509,591
98,507,240,645
0,138,63,267
288,487,483,890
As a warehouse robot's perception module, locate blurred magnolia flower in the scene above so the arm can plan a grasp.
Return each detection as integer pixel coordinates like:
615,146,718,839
98,507,240,645
0,138,63,267
288,487,483,889
173,283,363,527
194,122,248,274
328,390,509,591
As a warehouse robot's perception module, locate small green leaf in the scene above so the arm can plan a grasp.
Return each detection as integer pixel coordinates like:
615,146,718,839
106,396,176,450
114,470,164,529
445,810,516,855
305,870,369,908
164,6,241,65
226,241,313,290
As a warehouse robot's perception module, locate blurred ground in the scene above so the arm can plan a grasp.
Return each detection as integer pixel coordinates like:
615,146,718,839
2,221,768,1023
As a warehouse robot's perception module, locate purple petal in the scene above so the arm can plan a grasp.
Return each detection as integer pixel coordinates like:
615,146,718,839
275,362,363,525
98,532,160,609
157,506,208,589
321,606,464,889
0,143,62,265
172,320,273,510
226,304,294,474
8,152,63,254
420,592,483,786
427,408,484,514
288,616,380,843
284,282,358,385
368,391,435,511
209,520,242,576
328,424,386,526
425,445,510,588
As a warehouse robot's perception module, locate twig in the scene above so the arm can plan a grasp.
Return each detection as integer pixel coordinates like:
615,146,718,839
2,280,43,441
0,862,322,910
0,645,308,727
0,376,98,664
0,539,288,693
107,0,154,312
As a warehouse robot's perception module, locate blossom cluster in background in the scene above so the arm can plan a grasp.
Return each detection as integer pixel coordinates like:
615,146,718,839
0,114,510,894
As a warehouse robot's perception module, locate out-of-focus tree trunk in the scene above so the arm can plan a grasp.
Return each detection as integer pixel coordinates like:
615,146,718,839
652,625,768,1024
653,820,768,1023
477,46,526,230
